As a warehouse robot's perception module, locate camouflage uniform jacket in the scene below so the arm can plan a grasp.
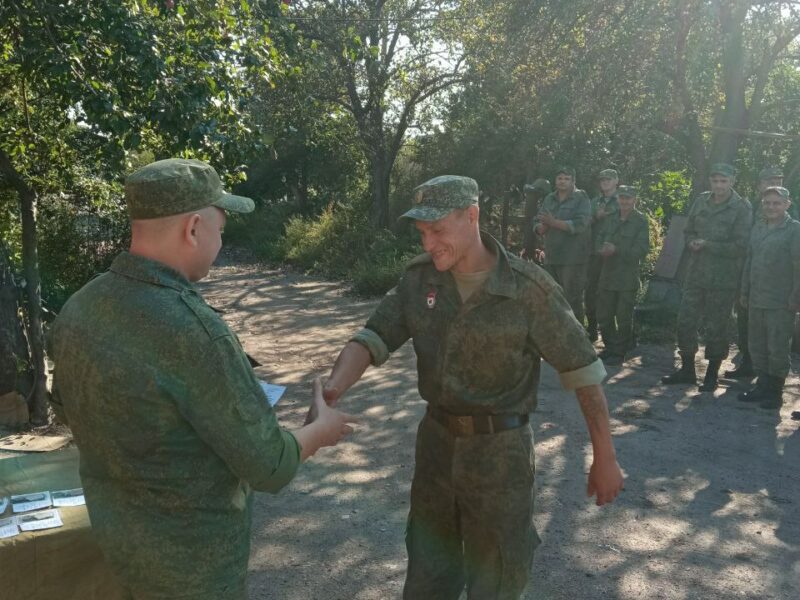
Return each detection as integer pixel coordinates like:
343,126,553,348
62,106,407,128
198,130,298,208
351,233,606,415
596,209,650,291
589,192,619,256
742,215,800,309
534,189,592,265
683,190,752,290
48,252,300,599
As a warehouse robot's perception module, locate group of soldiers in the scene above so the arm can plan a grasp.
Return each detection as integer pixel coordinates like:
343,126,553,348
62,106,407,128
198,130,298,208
525,167,650,366
524,163,799,412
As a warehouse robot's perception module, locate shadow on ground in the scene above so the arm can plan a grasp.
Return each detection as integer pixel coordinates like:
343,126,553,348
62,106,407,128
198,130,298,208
200,263,800,600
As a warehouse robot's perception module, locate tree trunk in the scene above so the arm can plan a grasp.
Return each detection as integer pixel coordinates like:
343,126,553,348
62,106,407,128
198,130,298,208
0,149,49,424
0,240,30,397
368,152,392,228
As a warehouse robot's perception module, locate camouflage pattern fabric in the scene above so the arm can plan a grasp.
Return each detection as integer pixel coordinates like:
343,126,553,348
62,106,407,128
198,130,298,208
585,193,620,329
682,190,752,290
595,209,650,292
544,263,589,325
741,215,800,378
741,215,800,309
351,232,605,597
48,252,300,599
125,158,255,220
597,289,637,356
534,189,592,265
401,175,479,222
676,287,738,360
748,307,795,378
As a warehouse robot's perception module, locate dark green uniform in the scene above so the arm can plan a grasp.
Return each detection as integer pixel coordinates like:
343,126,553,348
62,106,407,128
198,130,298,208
586,192,619,333
351,233,605,600
742,215,800,378
677,190,752,360
595,209,649,357
48,252,300,600
534,189,592,324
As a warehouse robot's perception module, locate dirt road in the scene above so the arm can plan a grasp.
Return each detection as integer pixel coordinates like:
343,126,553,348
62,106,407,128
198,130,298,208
200,260,800,600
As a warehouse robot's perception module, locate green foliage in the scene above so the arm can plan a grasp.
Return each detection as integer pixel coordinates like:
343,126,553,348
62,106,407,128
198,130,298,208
222,201,298,262
638,171,692,223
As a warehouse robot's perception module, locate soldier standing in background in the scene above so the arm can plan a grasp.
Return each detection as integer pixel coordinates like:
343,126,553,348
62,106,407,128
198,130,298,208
738,186,800,409
586,169,620,342
521,178,551,262
727,166,786,378
534,167,592,325
662,163,752,392
595,186,650,366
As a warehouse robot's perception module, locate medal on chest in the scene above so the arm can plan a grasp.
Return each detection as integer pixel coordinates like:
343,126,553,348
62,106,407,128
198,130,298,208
426,289,437,309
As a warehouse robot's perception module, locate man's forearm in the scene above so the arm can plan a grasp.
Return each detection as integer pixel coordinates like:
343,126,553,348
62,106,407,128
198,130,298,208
325,341,372,404
575,384,616,460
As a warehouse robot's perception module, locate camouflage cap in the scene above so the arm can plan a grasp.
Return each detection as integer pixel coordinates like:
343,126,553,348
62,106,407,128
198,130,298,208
125,158,255,220
762,186,790,199
709,163,735,177
617,185,637,197
523,178,551,194
598,169,619,180
759,166,784,180
556,166,576,178
400,175,479,221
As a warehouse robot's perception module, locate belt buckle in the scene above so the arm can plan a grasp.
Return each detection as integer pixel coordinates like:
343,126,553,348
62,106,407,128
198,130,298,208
452,415,475,436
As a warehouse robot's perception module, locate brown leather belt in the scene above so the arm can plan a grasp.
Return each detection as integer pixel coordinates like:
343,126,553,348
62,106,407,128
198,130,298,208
427,405,529,437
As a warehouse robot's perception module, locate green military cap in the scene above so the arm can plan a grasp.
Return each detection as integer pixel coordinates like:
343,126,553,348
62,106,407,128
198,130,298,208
709,163,735,177
762,186,790,199
759,166,784,180
556,166,576,178
125,158,255,220
617,185,637,197
400,175,479,221
523,178,551,194
598,169,619,180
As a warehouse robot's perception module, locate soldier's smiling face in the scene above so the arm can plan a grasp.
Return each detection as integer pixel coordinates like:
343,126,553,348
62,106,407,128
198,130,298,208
415,207,476,272
761,192,790,223
618,194,636,212
709,174,734,197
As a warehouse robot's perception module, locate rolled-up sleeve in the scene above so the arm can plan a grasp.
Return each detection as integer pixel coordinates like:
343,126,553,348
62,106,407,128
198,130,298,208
558,358,607,390
351,327,391,366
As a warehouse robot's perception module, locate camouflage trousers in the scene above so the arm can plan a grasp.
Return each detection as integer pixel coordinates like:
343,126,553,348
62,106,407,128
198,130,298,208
597,288,636,356
545,263,588,325
677,287,736,361
734,303,749,356
584,255,603,327
749,307,795,378
403,413,540,600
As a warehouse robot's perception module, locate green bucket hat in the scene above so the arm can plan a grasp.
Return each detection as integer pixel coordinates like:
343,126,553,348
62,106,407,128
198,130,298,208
524,178,551,194
400,175,479,222
617,185,637,197
762,186,790,199
709,163,735,177
125,158,255,220
759,166,784,180
598,169,619,180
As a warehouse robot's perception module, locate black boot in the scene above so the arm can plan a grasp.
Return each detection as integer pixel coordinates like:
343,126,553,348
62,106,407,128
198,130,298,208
698,359,721,392
759,375,785,409
662,352,697,384
738,374,767,402
724,352,754,378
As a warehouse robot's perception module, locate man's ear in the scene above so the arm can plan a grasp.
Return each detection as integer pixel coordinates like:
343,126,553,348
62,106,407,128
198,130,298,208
467,204,480,224
184,213,202,247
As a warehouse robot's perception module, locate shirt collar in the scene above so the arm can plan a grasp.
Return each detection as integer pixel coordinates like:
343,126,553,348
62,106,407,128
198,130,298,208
109,251,196,293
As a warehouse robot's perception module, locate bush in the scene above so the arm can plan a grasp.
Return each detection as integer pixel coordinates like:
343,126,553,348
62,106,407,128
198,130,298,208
222,201,297,262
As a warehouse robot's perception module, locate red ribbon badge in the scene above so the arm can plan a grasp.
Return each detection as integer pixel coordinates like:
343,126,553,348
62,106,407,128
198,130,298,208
426,289,436,309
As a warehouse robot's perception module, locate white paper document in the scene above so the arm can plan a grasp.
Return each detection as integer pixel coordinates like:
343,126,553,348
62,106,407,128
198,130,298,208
11,491,52,513
17,509,63,532
0,516,19,539
0,496,8,514
259,381,286,407
52,488,86,507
